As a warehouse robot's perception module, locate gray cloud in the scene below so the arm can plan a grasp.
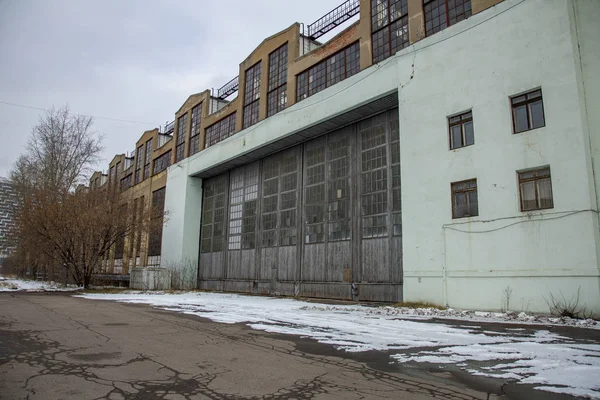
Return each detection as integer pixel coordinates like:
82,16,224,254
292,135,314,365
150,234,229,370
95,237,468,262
0,0,351,177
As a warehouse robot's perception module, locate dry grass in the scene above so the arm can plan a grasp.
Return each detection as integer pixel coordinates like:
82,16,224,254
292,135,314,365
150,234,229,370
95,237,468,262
393,301,447,310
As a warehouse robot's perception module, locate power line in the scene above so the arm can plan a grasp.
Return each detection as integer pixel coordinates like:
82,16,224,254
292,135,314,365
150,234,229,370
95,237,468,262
0,101,158,125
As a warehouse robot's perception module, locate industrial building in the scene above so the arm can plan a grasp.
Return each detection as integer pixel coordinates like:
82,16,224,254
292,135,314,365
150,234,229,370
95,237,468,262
92,0,600,313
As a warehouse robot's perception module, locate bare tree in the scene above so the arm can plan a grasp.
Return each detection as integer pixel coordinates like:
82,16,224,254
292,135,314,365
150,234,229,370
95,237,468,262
10,105,102,197
16,186,159,288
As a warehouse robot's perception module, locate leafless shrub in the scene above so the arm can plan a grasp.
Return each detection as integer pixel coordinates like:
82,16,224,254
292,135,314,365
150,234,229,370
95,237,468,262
544,286,589,319
501,286,513,313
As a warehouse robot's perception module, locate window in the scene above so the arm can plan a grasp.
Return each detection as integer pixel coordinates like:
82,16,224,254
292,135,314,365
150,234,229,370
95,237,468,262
134,145,144,184
120,173,132,192
424,0,472,37
228,164,259,250
134,196,144,258
109,165,115,185
205,113,237,148
511,89,545,133
451,179,478,219
200,176,228,253
243,62,261,129
267,43,288,117
144,139,152,180
175,114,188,163
296,42,360,102
518,167,553,211
115,161,121,185
371,0,409,63
449,111,474,149
153,150,171,175
148,188,166,257
189,103,202,156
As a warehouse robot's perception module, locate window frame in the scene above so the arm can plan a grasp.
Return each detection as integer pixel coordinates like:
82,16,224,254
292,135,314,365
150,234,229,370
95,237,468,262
153,150,172,176
267,43,288,117
424,0,472,37
189,103,202,156
205,112,237,148
143,139,152,180
518,167,554,212
371,0,409,63
451,178,479,219
296,42,360,102
175,114,188,163
448,110,474,150
134,145,144,184
243,61,262,129
511,88,546,134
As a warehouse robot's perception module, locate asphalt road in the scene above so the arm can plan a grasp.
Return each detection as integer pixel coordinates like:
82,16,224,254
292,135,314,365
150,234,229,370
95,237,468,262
0,292,581,400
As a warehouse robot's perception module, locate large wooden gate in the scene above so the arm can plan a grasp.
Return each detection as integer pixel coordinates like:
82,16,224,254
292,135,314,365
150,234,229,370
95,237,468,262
199,109,402,301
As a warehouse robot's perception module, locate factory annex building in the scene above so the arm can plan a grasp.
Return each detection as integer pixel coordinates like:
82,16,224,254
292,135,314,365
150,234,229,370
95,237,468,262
91,0,600,313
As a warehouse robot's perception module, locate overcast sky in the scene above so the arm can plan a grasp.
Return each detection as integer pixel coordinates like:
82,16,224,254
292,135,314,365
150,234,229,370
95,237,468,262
0,0,353,179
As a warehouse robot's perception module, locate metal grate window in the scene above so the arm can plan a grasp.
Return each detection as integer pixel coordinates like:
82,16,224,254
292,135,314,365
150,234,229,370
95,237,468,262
390,113,402,236
144,139,152,180
360,117,389,238
511,89,545,134
243,62,262,129
148,187,166,257
267,43,288,117
228,163,259,250
279,152,299,246
304,141,326,244
201,176,228,253
371,0,409,63
205,113,237,148
189,103,202,156
261,157,279,247
451,179,478,218
327,133,352,241
449,110,474,150
134,145,144,184
518,167,553,211
153,150,171,175
296,42,360,102
424,0,472,37
175,114,188,163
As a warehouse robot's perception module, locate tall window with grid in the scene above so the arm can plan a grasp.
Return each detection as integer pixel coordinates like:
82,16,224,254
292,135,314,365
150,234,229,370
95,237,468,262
360,117,389,238
189,104,202,156
228,164,259,250
261,157,279,248
279,152,299,246
371,0,409,63
205,113,237,148
390,114,402,236
296,42,360,102
175,114,188,163
327,133,352,241
243,62,261,129
134,196,144,264
134,146,144,184
120,173,132,192
424,0,472,37
109,165,115,185
115,161,121,185
267,43,288,117
148,187,166,266
304,141,326,244
144,139,152,180
200,176,228,253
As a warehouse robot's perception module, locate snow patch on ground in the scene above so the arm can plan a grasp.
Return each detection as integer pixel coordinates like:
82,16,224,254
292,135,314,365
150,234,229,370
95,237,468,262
0,277,81,292
77,291,600,399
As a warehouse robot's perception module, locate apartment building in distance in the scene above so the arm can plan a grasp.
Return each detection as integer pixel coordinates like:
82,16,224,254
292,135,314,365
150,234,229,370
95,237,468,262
93,0,600,313
0,178,19,269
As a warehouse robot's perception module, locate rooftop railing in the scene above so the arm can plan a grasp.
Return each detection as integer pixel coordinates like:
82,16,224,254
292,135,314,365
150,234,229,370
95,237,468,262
306,0,360,40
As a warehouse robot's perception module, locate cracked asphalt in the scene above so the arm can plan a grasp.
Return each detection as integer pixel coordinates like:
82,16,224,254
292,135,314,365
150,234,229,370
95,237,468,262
0,292,579,400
